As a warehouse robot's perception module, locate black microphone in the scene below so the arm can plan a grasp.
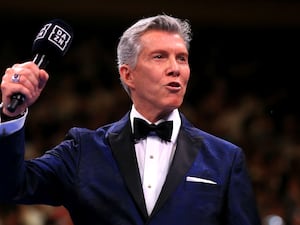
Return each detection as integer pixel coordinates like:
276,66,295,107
7,19,74,113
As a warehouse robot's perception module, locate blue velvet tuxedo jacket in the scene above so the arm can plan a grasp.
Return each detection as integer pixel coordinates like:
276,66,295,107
0,112,261,225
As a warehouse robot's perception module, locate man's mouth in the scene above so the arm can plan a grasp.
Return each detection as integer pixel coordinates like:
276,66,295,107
166,82,181,90
168,82,180,87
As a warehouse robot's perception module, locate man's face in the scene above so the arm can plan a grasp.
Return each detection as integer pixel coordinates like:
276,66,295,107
121,30,190,121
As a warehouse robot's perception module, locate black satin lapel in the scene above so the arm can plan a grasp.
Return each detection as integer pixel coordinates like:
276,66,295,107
151,128,202,216
108,122,148,220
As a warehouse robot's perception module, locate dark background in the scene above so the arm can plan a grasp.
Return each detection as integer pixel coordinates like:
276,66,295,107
1,1,300,224
1,0,300,121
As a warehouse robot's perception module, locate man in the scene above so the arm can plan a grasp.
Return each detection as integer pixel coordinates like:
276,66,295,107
0,15,261,225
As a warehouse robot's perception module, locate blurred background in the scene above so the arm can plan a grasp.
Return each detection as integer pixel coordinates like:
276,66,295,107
1,0,300,224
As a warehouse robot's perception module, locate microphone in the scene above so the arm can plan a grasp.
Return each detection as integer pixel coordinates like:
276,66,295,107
7,19,74,113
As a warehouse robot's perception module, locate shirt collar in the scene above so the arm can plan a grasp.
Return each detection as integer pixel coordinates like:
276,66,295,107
130,105,181,143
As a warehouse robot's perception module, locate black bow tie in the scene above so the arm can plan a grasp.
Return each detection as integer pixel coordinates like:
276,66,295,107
133,118,173,142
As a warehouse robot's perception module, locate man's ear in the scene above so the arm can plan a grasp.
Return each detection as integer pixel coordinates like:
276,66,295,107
119,64,134,88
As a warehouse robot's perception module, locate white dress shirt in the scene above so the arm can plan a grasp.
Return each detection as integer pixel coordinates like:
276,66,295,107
0,103,27,136
130,105,181,215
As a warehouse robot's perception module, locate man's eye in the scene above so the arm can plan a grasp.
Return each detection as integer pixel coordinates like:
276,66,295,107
178,55,187,62
153,55,163,59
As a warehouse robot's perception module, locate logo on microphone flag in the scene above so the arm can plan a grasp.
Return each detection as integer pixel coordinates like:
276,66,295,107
48,25,72,51
34,22,72,52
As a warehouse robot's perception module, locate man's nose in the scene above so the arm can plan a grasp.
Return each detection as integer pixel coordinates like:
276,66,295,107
167,58,180,77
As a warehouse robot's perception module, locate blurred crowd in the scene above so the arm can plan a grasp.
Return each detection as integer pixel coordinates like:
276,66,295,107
0,21,300,225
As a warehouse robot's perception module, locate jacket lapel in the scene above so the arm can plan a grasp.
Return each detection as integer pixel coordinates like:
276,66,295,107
107,113,202,220
107,115,148,220
150,115,203,217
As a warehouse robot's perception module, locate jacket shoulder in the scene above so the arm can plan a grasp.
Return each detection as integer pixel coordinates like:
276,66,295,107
181,113,241,153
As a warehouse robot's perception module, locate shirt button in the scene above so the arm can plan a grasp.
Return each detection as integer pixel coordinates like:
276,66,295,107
150,155,154,159
148,185,152,188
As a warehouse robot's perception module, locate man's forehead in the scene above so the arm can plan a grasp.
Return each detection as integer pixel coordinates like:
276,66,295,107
140,30,186,48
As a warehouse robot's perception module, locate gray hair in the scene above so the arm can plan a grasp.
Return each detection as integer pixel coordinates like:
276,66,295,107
117,14,192,95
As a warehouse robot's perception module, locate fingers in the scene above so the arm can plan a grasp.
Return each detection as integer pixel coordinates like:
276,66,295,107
11,62,41,92
1,61,49,116
2,63,38,100
38,69,49,90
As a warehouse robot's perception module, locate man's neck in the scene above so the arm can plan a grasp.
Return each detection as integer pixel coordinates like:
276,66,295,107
132,105,175,123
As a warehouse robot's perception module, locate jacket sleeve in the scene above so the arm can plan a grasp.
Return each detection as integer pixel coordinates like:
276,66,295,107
0,128,26,200
0,127,80,206
225,149,262,225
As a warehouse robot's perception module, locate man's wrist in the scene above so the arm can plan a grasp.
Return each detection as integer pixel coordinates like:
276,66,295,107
0,103,25,122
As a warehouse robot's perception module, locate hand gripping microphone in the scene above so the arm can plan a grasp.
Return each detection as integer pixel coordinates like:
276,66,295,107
7,19,74,113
